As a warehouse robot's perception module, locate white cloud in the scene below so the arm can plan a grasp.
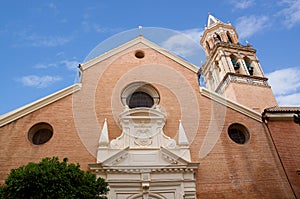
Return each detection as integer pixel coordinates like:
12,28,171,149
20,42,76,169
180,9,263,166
30,35,70,47
266,67,300,106
276,93,300,106
162,29,203,57
278,0,300,28
60,60,80,70
81,21,121,33
18,75,61,88
16,31,70,47
236,15,269,39
33,63,56,69
267,67,300,95
229,0,255,9
33,59,80,70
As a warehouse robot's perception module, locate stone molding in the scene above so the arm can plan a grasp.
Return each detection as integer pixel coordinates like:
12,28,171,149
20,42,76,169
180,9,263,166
0,84,81,127
215,73,269,94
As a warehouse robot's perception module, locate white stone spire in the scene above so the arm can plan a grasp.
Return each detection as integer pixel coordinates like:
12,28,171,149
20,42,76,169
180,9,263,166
178,120,189,146
98,118,109,147
207,13,221,28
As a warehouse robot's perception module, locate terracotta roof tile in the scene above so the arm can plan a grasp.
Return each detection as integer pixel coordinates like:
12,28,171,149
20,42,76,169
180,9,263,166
264,106,300,113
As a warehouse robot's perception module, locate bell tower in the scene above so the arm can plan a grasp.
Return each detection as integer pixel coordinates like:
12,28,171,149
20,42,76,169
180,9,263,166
200,14,277,112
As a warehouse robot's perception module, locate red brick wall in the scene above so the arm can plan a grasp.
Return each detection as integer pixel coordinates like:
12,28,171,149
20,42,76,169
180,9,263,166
225,83,278,113
267,119,300,198
193,99,294,198
0,95,95,184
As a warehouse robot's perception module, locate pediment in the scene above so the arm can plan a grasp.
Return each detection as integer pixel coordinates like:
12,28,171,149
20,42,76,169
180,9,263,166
100,147,190,167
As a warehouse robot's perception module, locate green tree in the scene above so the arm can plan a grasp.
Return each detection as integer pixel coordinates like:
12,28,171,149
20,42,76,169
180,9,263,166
0,157,109,199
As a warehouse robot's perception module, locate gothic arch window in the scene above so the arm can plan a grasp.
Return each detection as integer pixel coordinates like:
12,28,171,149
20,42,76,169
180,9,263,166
227,31,233,43
121,82,160,109
244,57,254,75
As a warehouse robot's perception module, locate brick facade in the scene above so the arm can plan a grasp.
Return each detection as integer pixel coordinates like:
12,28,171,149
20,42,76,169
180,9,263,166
0,40,296,198
263,108,300,198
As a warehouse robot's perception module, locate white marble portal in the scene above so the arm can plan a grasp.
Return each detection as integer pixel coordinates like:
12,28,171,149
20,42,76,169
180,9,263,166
89,106,199,199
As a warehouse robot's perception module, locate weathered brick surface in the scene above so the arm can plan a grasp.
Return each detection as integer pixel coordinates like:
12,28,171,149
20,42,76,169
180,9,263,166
267,120,300,198
225,83,278,113
0,44,295,198
0,95,95,184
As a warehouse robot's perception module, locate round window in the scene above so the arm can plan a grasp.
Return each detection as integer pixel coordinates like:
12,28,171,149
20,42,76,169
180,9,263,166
135,50,145,59
28,123,53,145
121,82,159,109
228,123,250,144
127,91,154,108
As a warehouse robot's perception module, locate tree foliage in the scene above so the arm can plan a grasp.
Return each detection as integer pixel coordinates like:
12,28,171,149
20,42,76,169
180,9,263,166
0,157,109,199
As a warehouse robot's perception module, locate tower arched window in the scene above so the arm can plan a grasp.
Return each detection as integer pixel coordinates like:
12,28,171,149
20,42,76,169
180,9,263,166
227,31,233,43
230,55,240,72
213,33,222,44
244,57,254,76
206,41,211,52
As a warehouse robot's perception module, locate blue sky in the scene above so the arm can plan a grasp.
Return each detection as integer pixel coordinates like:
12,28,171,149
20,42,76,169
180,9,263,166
1,0,300,115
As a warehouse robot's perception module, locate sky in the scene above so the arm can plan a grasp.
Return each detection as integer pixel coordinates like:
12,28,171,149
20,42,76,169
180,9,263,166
1,0,300,115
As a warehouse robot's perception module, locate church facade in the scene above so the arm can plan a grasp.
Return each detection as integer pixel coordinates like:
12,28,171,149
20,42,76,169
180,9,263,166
0,14,299,198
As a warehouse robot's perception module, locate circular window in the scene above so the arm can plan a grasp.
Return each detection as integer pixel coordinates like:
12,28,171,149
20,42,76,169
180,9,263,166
121,82,159,108
127,91,154,108
28,123,53,145
135,50,145,59
228,123,249,144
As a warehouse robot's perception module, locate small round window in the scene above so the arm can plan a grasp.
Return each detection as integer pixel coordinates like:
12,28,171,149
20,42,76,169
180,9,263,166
228,123,250,144
28,122,53,145
121,82,159,109
135,50,145,59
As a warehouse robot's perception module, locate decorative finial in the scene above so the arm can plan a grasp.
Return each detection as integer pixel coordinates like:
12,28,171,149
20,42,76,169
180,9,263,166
208,12,211,16
138,25,143,37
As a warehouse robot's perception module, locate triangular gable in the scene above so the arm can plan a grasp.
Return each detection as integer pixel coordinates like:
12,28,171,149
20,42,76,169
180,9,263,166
100,146,191,167
80,35,199,73
0,84,81,127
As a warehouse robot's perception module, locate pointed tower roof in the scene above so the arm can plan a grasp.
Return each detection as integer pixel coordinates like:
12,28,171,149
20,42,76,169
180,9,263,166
207,13,222,28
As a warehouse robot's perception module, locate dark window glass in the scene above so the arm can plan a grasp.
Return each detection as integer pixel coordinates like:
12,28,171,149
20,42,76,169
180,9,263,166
228,129,246,144
28,123,53,145
228,123,249,144
32,129,53,145
227,32,233,43
127,91,154,108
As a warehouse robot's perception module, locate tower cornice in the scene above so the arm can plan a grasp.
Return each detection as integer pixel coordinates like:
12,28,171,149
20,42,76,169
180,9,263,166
215,72,270,94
